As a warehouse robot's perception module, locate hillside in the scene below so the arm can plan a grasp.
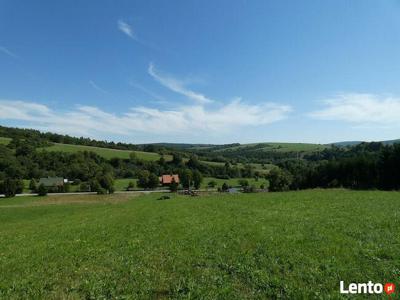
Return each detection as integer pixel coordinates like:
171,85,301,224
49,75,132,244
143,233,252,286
332,139,400,147
0,137,11,145
214,142,328,153
43,143,172,161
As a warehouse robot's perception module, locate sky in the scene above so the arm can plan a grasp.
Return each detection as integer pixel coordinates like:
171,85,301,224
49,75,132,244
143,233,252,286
1,0,400,144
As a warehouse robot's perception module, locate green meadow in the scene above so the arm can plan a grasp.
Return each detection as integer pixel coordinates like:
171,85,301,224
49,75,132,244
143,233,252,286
215,142,328,153
0,137,11,145
1,189,399,298
42,143,172,161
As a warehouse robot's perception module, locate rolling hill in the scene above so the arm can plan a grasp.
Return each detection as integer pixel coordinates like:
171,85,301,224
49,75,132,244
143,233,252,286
42,143,172,161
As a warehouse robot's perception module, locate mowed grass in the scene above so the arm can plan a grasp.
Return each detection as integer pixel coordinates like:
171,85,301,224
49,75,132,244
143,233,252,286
42,143,172,161
1,190,400,298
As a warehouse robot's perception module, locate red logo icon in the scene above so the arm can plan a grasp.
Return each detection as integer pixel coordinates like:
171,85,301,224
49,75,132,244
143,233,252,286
384,283,395,295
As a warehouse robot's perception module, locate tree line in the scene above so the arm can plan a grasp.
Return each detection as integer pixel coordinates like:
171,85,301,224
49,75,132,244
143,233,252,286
268,143,400,191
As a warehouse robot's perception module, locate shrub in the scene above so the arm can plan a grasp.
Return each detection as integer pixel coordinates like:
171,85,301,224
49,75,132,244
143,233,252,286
97,188,107,195
207,180,217,188
37,183,48,196
126,181,135,191
29,179,37,192
243,185,256,193
79,182,90,192
0,178,24,197
238,179,249,187
267,167,293,192
169,179,178,192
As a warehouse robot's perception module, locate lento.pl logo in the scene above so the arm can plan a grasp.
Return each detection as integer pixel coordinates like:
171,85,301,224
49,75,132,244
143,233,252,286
340,281,395,295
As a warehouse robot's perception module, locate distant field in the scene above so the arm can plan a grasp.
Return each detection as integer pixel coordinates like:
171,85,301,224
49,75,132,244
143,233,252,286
202,177,268,189
42,143,172,161
217,142,328,153
1,190,399,298
0,137,11,145
114,178,139,191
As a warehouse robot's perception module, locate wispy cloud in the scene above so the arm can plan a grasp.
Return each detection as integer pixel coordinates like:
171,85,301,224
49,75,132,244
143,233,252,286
117,20,135,39
309,93,400,125
129,81,165,102
89,80,108,94
0,46,18,58
148,63,214,104
0,99,291,140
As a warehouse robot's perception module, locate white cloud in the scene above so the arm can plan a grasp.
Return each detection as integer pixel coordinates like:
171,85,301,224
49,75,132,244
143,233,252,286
0,46,18,58
117,20,135,39
309,93,400,125
148,63,214,104
0,99,291,140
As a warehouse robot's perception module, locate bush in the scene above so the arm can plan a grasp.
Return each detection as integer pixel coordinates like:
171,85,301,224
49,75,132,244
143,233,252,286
126,181,135,191
0,178,24,197
192,170,203,190
267,167,293,192
64,183,71,193
243,185,256,193
29,179,37,192
238,179,249,187
221,182,229,192
169,179,178,192
97,187,107,195
207,180,217,188
79,182,90,192
37,183,48,196
148,173,159,189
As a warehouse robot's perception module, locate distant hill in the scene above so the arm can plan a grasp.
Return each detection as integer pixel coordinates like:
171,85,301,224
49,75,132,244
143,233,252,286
332,139,400,147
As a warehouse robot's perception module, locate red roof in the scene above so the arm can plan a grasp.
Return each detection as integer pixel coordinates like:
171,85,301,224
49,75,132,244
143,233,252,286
159,174,180,184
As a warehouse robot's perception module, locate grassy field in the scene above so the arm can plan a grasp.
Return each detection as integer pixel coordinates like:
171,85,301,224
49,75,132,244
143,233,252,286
114,178,139,191
216,142,328,153
1,189,399,298
0,137,11,145
202,177,268,189
42,143,173,161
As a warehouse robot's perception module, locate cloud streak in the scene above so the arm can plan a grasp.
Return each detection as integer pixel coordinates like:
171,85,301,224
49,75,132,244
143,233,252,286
89,80,108,94
310,93,400,125
129,81,165,102
117,20,135,39
0,99,291,140
148,63,214,104
0,46,18,58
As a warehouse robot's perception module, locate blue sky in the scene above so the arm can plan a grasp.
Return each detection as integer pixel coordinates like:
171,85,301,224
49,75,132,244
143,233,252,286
1,0,400,144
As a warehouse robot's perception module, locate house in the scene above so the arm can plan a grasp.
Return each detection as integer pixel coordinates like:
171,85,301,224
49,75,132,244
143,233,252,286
38,177,65,188
159,174,180,186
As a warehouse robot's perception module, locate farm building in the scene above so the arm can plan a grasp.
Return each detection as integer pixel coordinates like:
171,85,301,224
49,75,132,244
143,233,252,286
38,177,65,188
159,174,180,186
